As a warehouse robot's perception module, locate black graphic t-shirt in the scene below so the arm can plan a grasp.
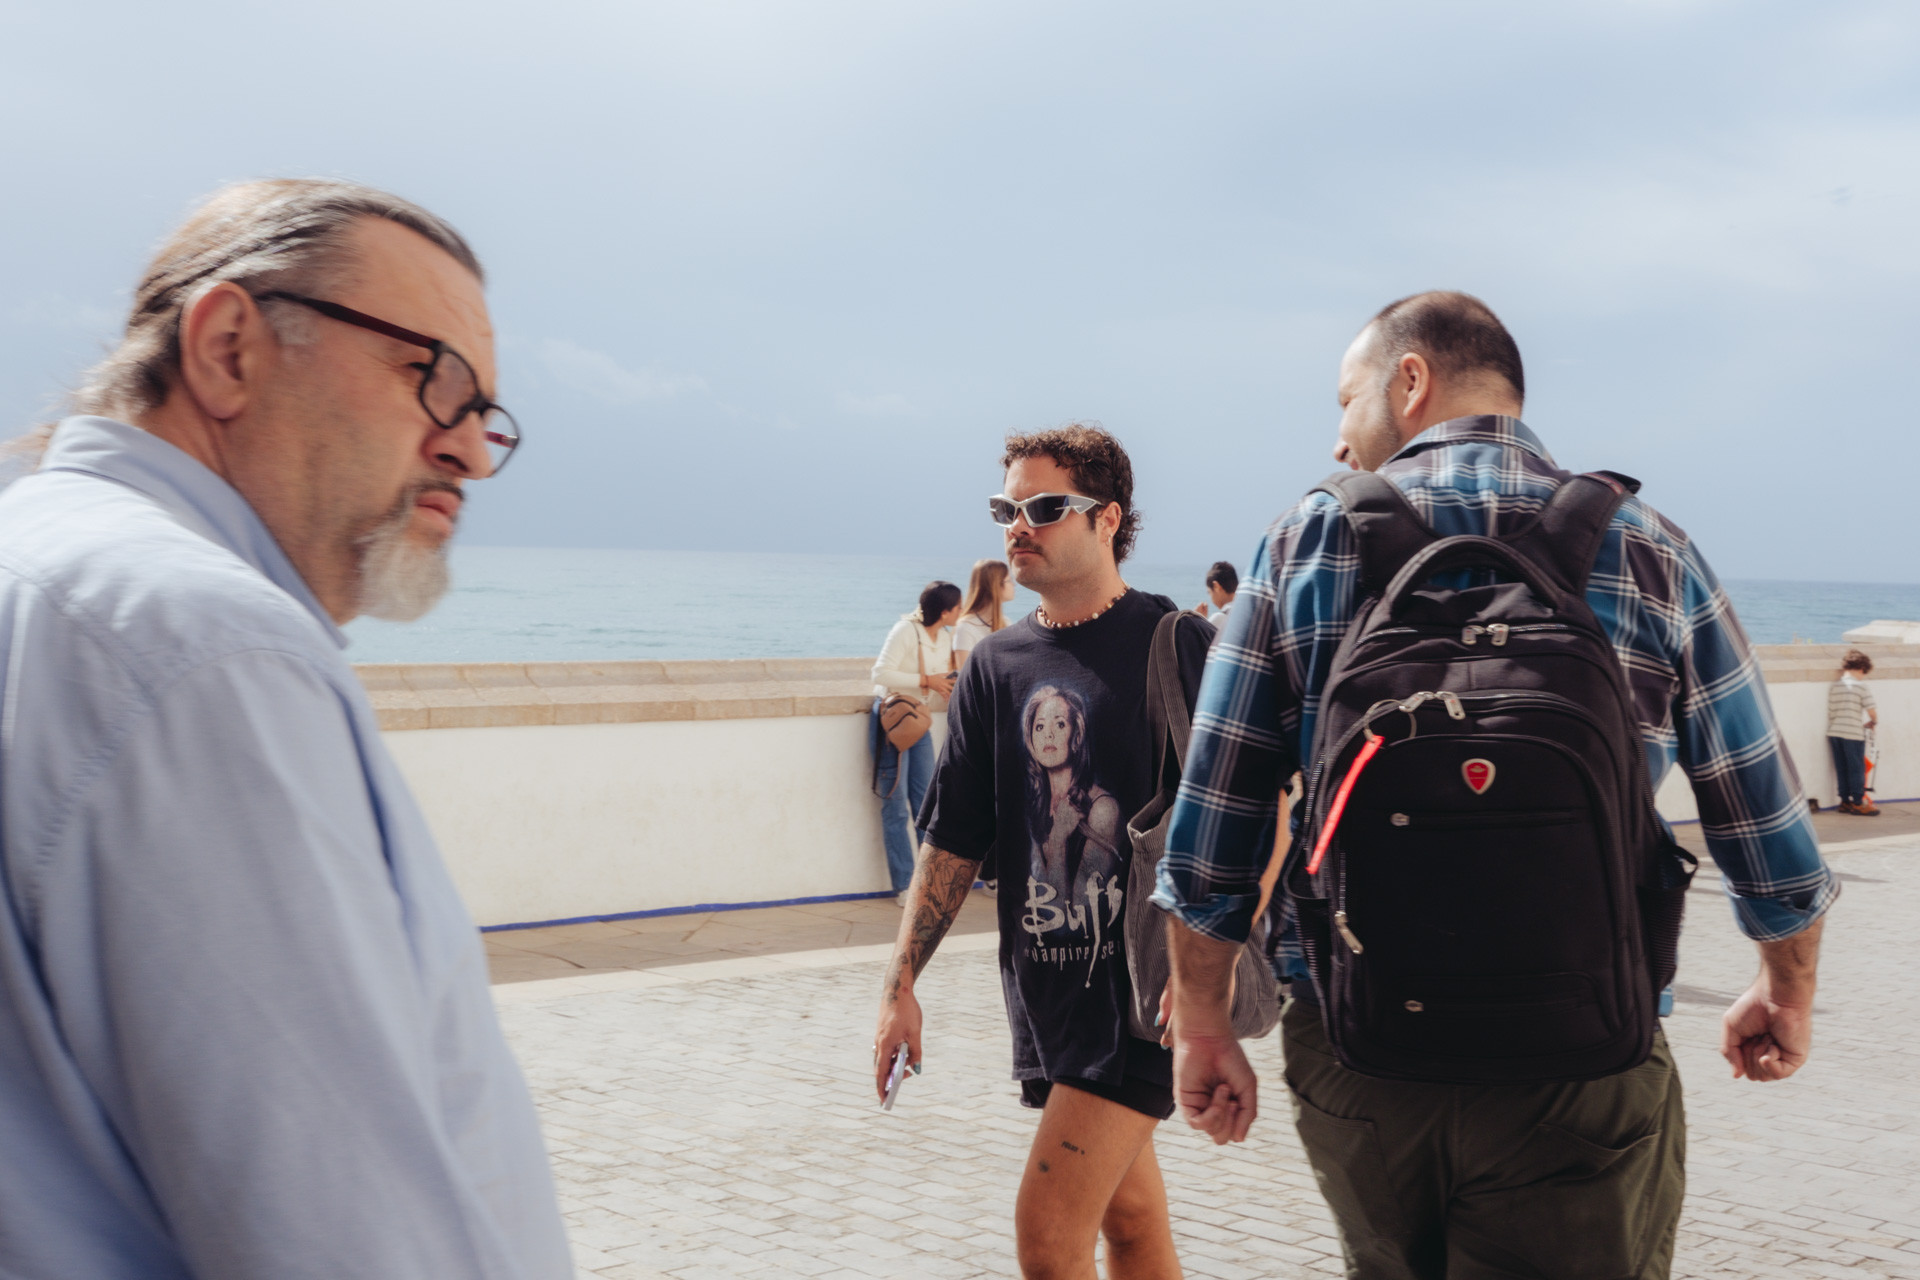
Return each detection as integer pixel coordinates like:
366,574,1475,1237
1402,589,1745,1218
919,590,1212,1086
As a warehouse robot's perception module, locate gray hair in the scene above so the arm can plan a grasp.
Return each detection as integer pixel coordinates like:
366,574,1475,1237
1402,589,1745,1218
72,177,483,420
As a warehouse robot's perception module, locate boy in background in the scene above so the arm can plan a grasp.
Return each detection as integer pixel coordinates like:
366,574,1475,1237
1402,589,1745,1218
1829,649,1880,815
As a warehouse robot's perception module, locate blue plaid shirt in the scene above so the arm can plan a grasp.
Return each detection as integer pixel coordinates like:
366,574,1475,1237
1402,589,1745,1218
1153,416,1837,976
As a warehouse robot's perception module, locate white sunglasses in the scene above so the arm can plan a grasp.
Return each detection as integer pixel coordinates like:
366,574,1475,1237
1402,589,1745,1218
988,492,1106,527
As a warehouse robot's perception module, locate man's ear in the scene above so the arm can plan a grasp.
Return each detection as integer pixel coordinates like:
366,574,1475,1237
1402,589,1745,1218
1097,501,1122,546
1395,352,1434,429
175,282,274,422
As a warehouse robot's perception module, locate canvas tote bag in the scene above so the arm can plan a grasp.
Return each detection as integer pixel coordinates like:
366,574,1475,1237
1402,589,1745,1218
1124,609,1281,1041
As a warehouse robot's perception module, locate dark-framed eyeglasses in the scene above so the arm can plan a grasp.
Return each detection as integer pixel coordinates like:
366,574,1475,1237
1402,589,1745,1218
255,291,520,476
987,492,1105,528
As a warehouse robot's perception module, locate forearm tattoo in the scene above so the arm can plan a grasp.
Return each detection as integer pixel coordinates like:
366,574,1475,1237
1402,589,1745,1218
885,845,977,998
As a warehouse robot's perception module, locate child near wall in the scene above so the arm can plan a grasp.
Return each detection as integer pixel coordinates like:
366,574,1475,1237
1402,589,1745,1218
1828,649,1880,816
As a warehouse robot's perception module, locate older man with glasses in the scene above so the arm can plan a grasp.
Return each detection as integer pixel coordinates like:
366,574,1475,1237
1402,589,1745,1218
0,180,567,1279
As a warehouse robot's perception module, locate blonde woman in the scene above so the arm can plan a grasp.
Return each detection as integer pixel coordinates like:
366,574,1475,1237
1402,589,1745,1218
953,559,1015,894
953,558,1015,664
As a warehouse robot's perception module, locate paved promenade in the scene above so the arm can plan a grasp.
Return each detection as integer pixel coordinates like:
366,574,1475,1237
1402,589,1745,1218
491,811,1920,1279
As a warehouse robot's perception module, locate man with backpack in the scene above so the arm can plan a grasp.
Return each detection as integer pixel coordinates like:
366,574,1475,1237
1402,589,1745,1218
1152,292,1838,1279
870,423,1215,1279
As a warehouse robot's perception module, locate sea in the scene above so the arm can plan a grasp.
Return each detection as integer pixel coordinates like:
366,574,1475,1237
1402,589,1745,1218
341,547,1920,665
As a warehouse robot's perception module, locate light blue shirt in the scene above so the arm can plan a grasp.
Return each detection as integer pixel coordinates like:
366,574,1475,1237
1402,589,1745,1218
0,418,571,1279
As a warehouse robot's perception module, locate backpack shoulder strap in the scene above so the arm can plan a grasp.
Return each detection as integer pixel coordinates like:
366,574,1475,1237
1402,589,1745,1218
1503,471,1638,595
1311,470,1442,597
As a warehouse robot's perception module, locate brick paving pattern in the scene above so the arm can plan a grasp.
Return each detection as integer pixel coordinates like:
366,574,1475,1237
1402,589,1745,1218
495,828,1920,1278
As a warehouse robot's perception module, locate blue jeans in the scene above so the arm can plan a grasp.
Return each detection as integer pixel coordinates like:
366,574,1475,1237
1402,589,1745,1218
872,700,935,892
1829,735,1867,805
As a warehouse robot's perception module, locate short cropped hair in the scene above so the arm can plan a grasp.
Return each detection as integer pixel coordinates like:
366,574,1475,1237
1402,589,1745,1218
75,178,482,419
1842,649,1874,675
1001,422,1140,564
918,580,962,627
1368,291,1524,402
1205,561,1238,594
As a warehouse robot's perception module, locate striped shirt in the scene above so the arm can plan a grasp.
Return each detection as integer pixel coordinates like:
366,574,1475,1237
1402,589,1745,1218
1828,676,1875,741
1152,415,1837,971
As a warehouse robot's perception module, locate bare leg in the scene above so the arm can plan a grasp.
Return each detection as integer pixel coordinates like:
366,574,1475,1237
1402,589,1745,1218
1102,1139,1180,1280
1014,1083,1181,1280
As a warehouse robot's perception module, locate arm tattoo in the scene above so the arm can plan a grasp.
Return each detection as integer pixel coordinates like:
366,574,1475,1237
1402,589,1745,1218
884,844,978,998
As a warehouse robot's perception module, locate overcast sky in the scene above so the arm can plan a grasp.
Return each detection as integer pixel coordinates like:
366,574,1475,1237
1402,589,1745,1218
3,0,1915,581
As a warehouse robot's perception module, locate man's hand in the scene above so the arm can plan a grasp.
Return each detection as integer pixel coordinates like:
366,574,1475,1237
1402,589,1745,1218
1166,918,1258,1144
1172,1027,1257,1145
870,843,978,1101
873,983,923,1100
1721,917,1823,1082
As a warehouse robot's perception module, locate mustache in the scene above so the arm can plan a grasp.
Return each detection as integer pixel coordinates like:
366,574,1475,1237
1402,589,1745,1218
414,478,464,507
357,479,465,550
1007,536,1042,555
388,478,464,523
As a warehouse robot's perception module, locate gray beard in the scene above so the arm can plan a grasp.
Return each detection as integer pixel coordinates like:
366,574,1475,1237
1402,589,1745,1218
353,492,452,622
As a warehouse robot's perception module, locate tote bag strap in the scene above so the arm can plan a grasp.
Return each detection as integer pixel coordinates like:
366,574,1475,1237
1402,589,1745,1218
1144,610,1192,786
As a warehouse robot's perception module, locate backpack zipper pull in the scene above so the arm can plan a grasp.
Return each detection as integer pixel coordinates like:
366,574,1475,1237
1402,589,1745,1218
1440,691,1465,719
1489,623,1510,646
1460,625,1484,645
1334,911,1364,953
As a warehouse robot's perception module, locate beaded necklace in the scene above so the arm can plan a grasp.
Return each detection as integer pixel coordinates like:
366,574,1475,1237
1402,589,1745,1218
1035,588,1129,630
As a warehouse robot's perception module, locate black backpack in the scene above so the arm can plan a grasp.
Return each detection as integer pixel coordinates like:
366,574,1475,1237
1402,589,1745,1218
1284,470,1697,1084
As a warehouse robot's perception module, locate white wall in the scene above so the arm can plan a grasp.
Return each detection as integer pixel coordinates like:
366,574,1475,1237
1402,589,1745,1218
387,713,943,928
1653,677,1920,822
387,676,1916,927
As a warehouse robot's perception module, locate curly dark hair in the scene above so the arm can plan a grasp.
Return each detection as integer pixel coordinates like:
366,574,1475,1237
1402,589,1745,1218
1001,421,1140,565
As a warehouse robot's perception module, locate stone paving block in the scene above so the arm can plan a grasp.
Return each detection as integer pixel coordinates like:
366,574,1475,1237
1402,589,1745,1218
496,837,1920,1278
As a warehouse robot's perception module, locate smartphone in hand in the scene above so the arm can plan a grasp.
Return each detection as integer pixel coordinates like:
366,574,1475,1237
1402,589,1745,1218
881,1042,911,1112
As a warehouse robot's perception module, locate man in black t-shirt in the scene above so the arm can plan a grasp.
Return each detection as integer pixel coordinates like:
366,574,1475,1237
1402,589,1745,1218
872,424,1211,1279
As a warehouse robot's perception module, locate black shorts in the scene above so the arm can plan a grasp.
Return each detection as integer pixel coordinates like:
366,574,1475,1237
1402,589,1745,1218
1018,1038,1175,1121
1021,1073,1176,1121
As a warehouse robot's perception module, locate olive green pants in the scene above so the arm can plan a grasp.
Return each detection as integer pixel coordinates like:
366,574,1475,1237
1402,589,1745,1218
1281,997,1685,1280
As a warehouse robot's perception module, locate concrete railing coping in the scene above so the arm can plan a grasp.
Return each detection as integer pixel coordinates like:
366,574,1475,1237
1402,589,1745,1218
357,656,876,731
1753,642,1920,684
354,643,1920,731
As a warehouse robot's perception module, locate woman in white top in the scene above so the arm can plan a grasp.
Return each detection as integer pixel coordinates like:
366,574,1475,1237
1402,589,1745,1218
870,581,963,895
951,559,1014,893
953,558,1016,663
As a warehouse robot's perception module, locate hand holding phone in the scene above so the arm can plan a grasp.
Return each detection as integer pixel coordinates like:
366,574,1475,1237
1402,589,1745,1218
881,1041,911,1111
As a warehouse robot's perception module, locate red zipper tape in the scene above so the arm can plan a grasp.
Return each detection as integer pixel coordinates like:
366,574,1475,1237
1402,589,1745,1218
1306,731,1382,876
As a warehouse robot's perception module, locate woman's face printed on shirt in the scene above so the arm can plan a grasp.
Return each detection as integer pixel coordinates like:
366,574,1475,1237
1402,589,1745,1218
1027,694,1075,770
1018,681,1125,982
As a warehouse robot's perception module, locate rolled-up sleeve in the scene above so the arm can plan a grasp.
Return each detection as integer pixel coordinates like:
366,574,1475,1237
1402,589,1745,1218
1152,495,1376,944
1662,546,1838,941
1154,534,1302,943
32,650,556,1280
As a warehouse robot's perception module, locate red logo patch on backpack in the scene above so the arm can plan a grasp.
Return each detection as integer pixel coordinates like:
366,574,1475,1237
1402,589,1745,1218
1462,758,1495,795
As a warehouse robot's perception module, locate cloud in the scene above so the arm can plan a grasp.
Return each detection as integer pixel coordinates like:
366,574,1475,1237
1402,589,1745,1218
835,390,923,418
537,339,707,404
